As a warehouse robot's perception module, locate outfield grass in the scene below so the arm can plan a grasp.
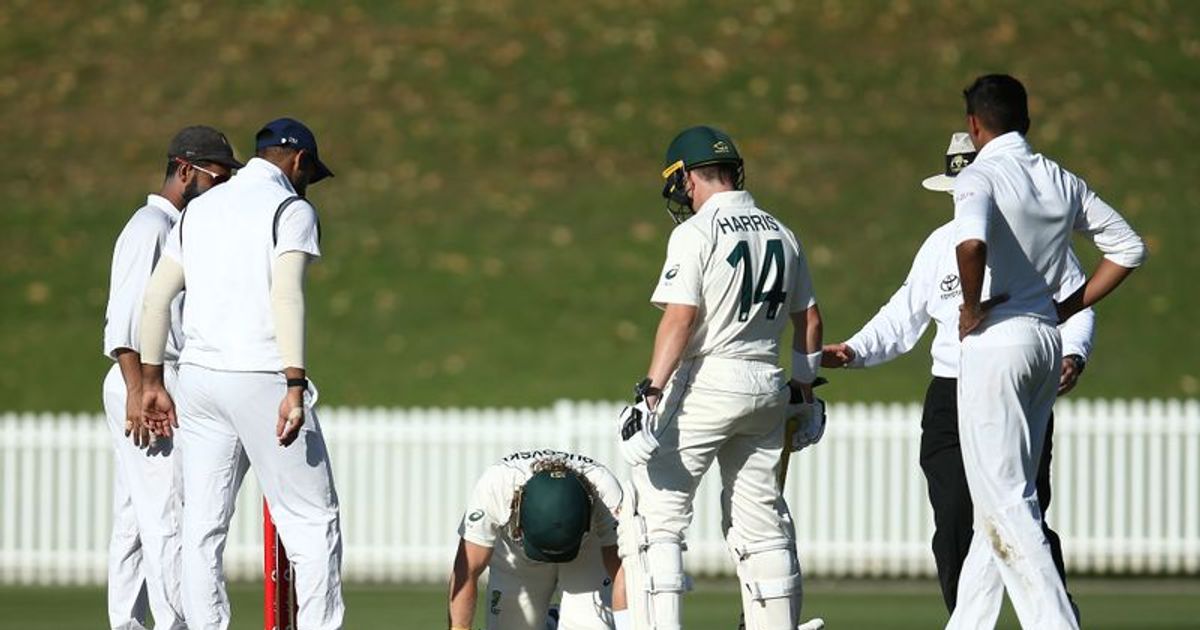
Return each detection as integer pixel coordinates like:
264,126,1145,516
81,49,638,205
2,579,1197,629
0,2,1197,410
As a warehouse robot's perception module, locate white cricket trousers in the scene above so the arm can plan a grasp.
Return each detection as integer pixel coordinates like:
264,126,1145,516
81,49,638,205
174,365,344,630
626,358,796,630
103,363,186,630
948,316,1077,630
485,536,615,630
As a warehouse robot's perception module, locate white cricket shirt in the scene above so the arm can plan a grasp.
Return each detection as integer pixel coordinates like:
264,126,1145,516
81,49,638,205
103,194,185,363
163,158,321,372
650,190,816,394
952,132,1146,323
457,450,623,554
845,222,1095,378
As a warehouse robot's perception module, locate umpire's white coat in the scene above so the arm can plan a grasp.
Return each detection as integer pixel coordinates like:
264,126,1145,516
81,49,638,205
844,221,1095,374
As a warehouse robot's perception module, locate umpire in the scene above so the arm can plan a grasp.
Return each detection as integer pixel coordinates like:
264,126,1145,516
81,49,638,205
821,132,1090,619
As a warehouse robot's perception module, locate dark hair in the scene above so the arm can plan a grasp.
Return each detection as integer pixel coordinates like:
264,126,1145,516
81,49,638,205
691,162,741,187
963,74,1030,135
165,159,180,180
258,145,316,174
257,145,299,161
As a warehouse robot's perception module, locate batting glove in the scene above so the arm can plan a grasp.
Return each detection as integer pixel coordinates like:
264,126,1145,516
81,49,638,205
618,379,661,466
786,387,827,453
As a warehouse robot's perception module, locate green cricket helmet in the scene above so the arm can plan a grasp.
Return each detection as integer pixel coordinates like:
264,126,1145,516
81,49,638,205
661,125,745,223
518,469,592,563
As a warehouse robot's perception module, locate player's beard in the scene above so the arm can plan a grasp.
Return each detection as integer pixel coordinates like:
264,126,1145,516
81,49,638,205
181,178,204,207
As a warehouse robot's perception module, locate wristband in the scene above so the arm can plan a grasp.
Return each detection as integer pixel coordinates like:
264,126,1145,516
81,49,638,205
286,377,308,390
1065,354,1086,374
791,349,821,384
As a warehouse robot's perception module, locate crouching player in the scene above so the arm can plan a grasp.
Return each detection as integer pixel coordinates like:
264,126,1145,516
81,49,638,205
448,450,628,630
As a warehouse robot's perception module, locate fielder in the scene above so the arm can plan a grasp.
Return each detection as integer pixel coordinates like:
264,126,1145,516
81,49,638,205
947,75,1145,629
139,118,344,629
821,132,1094,619
448,449,626,630
616,126,824,630
102,125,240,630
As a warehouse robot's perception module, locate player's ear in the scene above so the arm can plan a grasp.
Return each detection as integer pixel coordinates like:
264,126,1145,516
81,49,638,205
966,114,981,138
175,161,194,185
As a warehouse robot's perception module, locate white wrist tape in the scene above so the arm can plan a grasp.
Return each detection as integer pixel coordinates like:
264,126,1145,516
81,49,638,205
792,349,821,384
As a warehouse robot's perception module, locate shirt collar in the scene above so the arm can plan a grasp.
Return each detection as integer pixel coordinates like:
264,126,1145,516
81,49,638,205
695,190,756,217
239,156,299,194
976,131,1030,161
145,194,181,221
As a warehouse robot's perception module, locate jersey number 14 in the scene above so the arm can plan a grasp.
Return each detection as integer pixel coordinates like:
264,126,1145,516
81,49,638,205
726,239,787,322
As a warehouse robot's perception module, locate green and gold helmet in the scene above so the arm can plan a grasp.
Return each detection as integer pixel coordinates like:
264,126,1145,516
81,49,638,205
661,125,745,223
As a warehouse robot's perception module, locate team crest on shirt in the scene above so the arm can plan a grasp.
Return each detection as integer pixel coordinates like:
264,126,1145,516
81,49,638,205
468,509,485,522
665,264,679,280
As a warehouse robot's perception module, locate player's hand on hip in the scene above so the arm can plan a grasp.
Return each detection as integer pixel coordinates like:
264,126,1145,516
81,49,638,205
277,389,305,447
958,293,1009,340
821,343,854,368
141,385,177,439
124,387,152,448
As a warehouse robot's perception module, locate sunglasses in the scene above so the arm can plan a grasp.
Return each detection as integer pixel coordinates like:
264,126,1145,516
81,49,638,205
174,157,230,184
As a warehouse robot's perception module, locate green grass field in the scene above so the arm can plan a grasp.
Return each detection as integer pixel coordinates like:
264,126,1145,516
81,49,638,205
2,579,1197,629
1,2,1197,411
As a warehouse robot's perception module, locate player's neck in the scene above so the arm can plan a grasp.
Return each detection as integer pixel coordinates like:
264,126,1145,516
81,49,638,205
158,183,185,212
691,184,734,213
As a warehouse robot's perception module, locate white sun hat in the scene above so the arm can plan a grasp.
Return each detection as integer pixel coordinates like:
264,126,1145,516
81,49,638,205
921,132,978,193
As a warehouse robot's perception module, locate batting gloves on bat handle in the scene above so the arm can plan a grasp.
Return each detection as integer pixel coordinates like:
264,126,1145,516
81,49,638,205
618,378,661,466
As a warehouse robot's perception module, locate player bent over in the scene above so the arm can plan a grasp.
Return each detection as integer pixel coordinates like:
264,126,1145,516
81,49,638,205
448,450,627,630
616,126,824,630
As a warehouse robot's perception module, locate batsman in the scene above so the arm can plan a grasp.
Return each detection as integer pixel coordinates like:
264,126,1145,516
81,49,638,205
616,126,825,630
448,450,627,630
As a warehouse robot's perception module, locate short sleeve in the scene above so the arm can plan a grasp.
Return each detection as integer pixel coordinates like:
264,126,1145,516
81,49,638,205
273,200,322,259
952,168,992,245
586,467,624,547
162,218,183,264
790,240,817,312
650,225,705,308
457,466,510,548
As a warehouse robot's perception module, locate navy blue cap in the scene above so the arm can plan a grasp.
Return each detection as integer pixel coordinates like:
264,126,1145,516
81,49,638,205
255,117,334,184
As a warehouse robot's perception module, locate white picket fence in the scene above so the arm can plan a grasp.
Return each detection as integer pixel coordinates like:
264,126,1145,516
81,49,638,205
1,399,1197,585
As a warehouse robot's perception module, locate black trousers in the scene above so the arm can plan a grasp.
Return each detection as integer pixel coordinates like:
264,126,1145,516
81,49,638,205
919,376,1075,613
